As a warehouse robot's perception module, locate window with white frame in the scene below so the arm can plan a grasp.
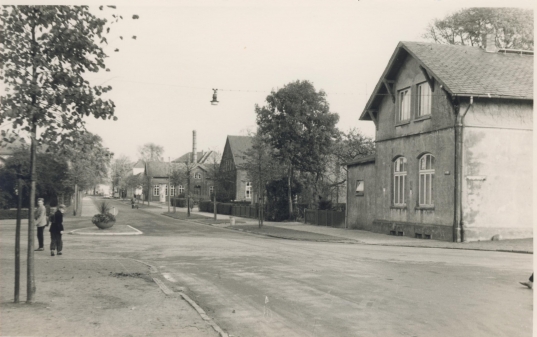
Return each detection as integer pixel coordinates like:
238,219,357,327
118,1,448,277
419,154,435,206
417,82,431,117
170,185,175,197
393,157,407,205
245,182,252,199
178,185,184,194
398,88,411,122
153,185,160,196
194,172,201,179
164,185,168,196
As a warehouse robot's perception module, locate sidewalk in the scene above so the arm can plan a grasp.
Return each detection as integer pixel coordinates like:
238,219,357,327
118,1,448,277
168,208,534,254
0,223,219,337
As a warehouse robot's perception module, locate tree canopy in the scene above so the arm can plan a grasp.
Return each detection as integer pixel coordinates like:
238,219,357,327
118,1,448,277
423,8,534,50
138,143,164,162
256,80,340,173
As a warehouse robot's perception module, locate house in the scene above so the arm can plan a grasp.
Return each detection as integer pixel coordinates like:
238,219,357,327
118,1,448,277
144,131,220,203
347,38,533,242
220,135,254,202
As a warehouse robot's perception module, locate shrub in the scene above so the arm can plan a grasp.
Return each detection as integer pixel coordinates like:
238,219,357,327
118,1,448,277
92,201,116,225
171,198,186,207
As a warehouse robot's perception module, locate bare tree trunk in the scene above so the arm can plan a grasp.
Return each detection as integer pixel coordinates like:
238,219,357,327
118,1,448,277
213,189,217,220
288,163,293,220
27,122,37,303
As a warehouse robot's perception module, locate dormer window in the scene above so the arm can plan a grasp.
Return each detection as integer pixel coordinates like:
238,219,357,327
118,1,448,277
417,82,431,117
398,88,411,122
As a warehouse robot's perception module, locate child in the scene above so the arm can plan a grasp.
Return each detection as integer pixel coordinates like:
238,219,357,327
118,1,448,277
50,204,65,256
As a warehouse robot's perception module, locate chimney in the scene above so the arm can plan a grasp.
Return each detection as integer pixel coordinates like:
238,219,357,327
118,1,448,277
484,33,498,53
192,130,197,164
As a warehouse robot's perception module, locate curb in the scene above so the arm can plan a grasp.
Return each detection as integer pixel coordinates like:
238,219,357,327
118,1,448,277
69,225,143,236
225,227,533,254
136,259,229,337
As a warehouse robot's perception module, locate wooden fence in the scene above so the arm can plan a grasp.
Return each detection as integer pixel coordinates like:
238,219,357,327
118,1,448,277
231,205,261,219
304,209,345,227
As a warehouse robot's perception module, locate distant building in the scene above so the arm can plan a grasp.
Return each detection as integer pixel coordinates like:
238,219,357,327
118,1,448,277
220,135,254,202
347,39,533,242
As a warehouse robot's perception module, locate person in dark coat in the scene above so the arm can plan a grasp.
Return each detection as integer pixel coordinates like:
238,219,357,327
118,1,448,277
49,204,65,256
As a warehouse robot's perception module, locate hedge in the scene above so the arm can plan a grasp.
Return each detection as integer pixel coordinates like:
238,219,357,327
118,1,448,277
198,201,235,215
0,209,31,220
171,198,187,208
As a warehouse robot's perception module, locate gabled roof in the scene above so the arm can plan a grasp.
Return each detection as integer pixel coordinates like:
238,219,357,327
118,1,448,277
145,162,184,177
227,135,253,166
133,160,145,168
172,150,219,164
361,41,533,120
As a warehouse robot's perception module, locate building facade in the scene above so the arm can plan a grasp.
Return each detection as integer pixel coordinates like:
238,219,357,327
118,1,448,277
220,135,254,202
347,40,533,242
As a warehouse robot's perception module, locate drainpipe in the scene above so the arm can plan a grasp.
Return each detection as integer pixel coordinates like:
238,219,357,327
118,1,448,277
454,96,473,242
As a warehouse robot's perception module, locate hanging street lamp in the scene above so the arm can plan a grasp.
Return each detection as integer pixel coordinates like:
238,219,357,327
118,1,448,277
210,88,219,105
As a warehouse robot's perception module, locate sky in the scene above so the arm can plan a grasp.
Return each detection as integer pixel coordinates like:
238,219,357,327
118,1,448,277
3,0,535,162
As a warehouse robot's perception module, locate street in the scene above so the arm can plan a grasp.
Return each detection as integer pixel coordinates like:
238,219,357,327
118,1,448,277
0,198,532,337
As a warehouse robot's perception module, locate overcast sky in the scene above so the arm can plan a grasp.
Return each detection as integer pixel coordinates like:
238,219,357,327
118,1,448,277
4,0,535,161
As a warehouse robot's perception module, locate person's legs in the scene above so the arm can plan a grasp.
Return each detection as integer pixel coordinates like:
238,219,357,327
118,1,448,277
50,233,57,255
36,226,44,250
57,234,63,255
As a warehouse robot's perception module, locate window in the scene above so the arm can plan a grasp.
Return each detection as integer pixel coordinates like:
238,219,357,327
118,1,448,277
194,172,201,179
417,82,431,117
170,185,175,197
153,185,160,196
419,154,435,206
393,157,407,205
355,180,364,196
164,185,168,196
178,185,184,194
398,88,411,122
245,182,252,199
209,186,214,194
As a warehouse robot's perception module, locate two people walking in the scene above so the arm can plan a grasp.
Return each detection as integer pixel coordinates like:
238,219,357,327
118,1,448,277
34,198,65,256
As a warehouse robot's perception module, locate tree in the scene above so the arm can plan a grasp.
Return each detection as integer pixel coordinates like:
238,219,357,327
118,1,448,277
0,5,138,303
256,80,339,219
111,155,133,199
423,8,534,50
325,128,375,206
62,132,111,214
243,133,284,227
138,143,164,162
0,146,71,208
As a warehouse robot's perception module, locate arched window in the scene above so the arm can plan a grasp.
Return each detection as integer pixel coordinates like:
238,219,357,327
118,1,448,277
393,157,407,205
419,154,435,206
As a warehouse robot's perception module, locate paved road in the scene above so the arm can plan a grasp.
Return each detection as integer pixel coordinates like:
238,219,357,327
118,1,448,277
84,198,535,336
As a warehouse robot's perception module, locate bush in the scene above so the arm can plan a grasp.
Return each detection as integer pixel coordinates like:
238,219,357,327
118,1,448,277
171,198,186,207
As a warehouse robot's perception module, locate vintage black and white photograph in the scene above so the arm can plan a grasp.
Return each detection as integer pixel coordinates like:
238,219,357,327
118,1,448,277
0,0,534,336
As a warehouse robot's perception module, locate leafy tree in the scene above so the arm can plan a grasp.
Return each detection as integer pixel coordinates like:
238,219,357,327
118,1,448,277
243,132,284,227
111,155,133,198
0,5,138,302
423,8,533,50
202,150,222,220
138,143,164,162
0,147,71,208
62,131,111,214
256,80,339,218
